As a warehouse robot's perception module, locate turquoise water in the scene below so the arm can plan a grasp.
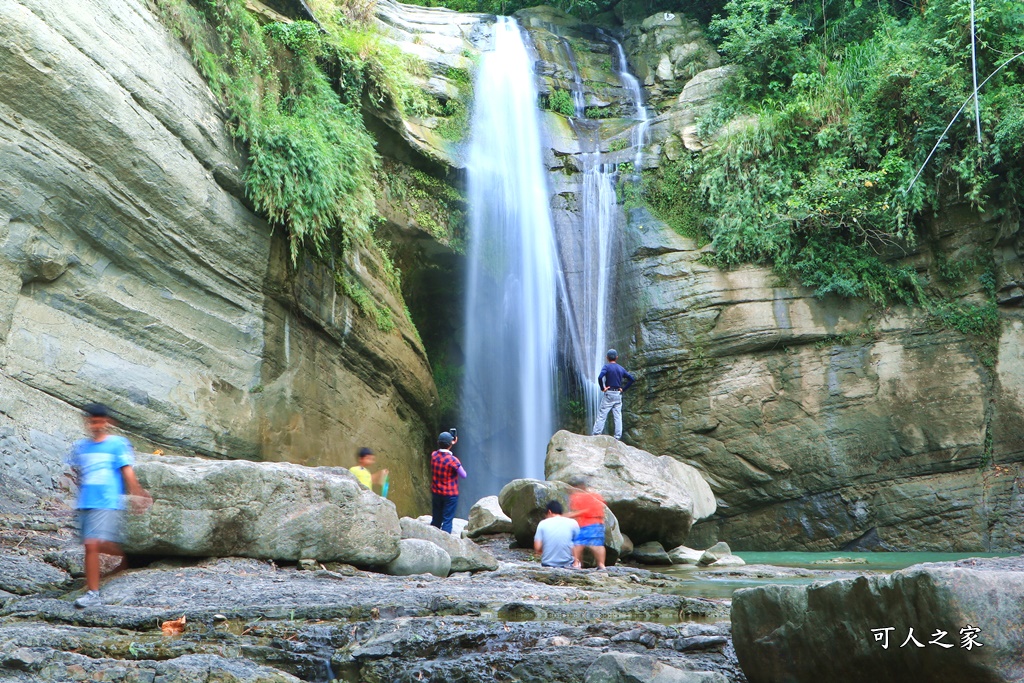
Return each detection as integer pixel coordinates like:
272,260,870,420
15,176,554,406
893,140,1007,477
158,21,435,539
734,551,1008,572
661,551,1010,600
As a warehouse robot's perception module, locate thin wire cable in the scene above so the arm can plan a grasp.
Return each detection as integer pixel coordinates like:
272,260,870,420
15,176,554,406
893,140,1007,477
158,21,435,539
906,50,1024,194
969,0,982,143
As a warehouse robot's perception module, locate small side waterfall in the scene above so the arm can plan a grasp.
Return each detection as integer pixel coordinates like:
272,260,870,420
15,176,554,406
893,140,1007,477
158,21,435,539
559,34,650,427
612,37,650,173
461,18,561,503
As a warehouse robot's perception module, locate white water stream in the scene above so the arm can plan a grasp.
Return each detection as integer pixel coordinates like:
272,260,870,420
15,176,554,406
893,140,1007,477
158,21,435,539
562,34,650,425
461,18,561,501
461,21,650,499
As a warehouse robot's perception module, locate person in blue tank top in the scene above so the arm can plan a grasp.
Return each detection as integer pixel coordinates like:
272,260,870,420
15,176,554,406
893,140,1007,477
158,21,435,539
66,403,151,609
591,349,635,440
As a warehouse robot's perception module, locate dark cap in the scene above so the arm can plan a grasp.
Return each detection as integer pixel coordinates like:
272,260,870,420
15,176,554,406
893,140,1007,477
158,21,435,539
438,431,454,446
357,447,373,459
83,403,110,418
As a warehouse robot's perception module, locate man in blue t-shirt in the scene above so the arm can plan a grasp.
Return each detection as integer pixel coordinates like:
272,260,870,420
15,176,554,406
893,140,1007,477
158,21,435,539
66,403,150,608
591,349,635,440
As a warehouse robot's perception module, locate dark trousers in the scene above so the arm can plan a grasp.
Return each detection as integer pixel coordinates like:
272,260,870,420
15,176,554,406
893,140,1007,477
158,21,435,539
431,493,459,533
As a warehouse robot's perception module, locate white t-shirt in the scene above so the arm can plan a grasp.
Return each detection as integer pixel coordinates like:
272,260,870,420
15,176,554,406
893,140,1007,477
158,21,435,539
534,516,579,568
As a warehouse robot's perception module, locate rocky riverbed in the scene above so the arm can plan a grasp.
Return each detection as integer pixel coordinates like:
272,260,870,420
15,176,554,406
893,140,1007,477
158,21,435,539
0,479,746,683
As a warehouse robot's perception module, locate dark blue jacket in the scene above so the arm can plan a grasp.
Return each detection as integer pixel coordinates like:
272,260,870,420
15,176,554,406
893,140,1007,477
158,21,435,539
598,363,635,391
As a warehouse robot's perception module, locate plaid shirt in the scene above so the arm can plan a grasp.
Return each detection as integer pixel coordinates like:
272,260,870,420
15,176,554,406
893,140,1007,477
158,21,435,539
430,449,461,496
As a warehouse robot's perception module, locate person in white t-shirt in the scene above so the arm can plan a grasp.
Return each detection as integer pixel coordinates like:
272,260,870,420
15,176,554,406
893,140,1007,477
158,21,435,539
533,500,579,568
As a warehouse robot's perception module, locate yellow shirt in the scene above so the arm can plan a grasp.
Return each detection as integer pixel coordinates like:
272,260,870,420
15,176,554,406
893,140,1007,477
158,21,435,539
350,466,372,489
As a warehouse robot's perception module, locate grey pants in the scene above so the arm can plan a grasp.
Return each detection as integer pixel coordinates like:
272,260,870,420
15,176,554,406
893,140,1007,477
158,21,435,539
592,390,623,440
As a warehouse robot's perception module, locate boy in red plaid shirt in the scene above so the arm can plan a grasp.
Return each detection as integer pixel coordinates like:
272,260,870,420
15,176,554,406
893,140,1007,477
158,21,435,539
430,431,466,533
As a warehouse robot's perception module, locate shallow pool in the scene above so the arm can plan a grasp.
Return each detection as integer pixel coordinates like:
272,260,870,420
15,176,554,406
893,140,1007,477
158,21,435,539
658,551,1009,600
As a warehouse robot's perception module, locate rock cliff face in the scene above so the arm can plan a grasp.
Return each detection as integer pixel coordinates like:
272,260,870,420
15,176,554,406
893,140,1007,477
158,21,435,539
0,0,439,515
613,16,1024,550
461,9,1024,552
621,204,1024,551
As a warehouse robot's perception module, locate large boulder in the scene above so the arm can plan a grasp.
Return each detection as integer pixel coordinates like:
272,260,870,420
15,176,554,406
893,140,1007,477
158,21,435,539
465,496,514,538
400,517,498,573
497,478,624,565
545,431,715,548
667,545,703,565
630,542,672,566
415,515,469,538
697,541,734,566
123,455,400,565
383,539,451,578
585,653,728,683
732,557,1024,683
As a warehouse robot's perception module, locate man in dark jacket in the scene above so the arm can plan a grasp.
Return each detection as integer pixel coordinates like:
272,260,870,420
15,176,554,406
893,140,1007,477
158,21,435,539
591,349,635,440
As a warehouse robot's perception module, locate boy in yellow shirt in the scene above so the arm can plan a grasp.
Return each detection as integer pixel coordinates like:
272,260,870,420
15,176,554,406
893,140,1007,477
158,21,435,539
350,447,388,495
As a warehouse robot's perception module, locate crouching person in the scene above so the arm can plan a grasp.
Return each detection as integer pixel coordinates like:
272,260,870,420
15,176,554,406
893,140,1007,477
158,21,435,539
534,501,579,568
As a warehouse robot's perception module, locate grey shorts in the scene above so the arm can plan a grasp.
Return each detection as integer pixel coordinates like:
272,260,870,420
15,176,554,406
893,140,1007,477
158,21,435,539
79,508,123,544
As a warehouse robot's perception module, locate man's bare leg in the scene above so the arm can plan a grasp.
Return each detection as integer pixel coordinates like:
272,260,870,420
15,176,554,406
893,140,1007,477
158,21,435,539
590,545,606,569
84,540,127,591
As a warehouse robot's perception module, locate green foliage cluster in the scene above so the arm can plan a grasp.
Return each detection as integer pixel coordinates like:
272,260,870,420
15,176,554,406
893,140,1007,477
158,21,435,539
645,0,1024,313
153,0,432,334
607,138,630,152
383,161,467,249
543,89,577,117
434,68,474,141
335,271,395,332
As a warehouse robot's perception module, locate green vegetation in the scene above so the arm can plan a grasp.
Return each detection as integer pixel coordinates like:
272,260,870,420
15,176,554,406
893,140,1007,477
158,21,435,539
335,271,396,332
431,350,463,422
434,66,474,141
383,161,467,247
643,0,1023,324
543,89,577,117
153,0,436,333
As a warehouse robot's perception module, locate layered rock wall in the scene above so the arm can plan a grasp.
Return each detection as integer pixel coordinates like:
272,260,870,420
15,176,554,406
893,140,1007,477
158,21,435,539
619,187,1024,551
0,0,438,514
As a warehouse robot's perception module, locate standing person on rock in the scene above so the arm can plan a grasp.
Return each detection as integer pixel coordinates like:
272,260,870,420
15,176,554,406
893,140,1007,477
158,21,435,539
591,349,635,441
350,447,389,496
430,431,466,534
567,477,607,569
66,403,151,608
534,500,579,568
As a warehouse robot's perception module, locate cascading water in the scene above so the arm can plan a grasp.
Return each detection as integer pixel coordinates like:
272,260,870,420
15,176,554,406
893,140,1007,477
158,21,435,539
558,35,650,426
461,18,561,507
611,37,650,173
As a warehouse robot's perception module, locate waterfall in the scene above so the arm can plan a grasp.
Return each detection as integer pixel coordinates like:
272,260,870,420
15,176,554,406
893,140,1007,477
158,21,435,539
559,34,649,427
611,37,650,173
461,18,561,504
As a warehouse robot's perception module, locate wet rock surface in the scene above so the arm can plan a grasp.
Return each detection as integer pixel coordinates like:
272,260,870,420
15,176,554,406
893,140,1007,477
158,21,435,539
732,556,1024,683
0,503,745,683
